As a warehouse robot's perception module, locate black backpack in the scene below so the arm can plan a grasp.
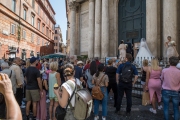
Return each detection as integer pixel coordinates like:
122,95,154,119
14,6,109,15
120,64,133,82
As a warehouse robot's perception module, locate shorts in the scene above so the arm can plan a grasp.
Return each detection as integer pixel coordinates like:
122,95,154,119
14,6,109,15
141,81,145,85
49,97,58,102
179,91,180,106
26,90,40,102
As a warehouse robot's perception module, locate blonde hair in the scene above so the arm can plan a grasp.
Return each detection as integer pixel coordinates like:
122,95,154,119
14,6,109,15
151,58,159,70
26,59,30,68
143,59,148,66
50,62,58,71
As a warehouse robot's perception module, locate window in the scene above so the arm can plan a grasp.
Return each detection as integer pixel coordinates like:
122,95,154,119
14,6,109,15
23,9,27,20
55,30,57,34
31,15,34,26
12,0,16,12
37,38,40,45
49,30,51,38
46,28,48,37
22,30,26,39
32,0,35,9
11,24,16,35
31,33,34,42
37,20,40,30
42,24,45,33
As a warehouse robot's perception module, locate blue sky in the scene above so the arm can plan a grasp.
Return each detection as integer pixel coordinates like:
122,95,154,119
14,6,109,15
49,0,67,43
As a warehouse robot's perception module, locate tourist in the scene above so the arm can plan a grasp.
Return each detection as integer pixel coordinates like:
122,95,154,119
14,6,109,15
105,59,117,107
116,53,138,116
141,59,149,91
25,57,43,120
161,56,180,120
54,63,82,120
0,73,22,120
92,64,109,120
85,61,96,92
118,40,126,61
37,62,49,120
9,57,24,108
48,62,61,120
84,59,91,71
146,58,162,114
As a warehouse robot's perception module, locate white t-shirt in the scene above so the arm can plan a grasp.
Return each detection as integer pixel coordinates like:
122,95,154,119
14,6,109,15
61,79,82,108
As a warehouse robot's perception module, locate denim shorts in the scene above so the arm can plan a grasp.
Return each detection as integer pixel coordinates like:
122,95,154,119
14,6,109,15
179,91,180,106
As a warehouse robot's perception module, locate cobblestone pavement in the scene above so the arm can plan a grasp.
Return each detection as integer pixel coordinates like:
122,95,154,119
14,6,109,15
21,97,175,120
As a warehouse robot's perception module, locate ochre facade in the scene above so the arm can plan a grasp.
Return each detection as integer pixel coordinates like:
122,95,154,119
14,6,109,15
0,0,56,59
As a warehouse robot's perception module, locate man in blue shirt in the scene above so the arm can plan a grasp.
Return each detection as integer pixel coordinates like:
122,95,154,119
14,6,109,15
115,53,138,116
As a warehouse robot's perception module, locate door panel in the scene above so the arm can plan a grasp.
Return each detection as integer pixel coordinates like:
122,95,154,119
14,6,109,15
118,0,146,44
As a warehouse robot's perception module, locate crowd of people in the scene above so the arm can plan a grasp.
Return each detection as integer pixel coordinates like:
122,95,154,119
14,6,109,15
0,53,179,120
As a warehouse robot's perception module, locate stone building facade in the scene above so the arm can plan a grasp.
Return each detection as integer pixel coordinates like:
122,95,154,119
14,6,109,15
65,0,180,58
0,0,56,59
54,25,63,53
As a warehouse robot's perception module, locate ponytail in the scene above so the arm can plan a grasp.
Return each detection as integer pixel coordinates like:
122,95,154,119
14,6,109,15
95,63,104,77
95,70,100,77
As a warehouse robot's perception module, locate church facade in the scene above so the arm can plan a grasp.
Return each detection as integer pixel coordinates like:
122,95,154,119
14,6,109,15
65,0,180,58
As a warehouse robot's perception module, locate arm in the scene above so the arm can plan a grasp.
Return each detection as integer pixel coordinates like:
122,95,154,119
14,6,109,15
54,87,69,108
132,66,139,85
14,67,23,87
56,72,61,86
116,73,119,84
37,77,43,92
0,74,22,120
43,80,48,90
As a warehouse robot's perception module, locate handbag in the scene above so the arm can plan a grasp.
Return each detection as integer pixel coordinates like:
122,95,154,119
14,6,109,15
92,75,105,100
55,84,76,120
142,91,150,106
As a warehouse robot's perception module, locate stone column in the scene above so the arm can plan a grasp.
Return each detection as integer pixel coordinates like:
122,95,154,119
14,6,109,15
163,0,178,57
69,2,77,56
88,0,95,58
146,0,158,57
101,0,109,58
94,0,101,58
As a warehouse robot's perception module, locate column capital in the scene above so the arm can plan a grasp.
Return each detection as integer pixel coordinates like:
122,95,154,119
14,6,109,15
89,0,94,2
69,2,79,11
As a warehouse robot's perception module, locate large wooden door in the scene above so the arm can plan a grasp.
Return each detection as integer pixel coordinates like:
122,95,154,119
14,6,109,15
118,0,146,44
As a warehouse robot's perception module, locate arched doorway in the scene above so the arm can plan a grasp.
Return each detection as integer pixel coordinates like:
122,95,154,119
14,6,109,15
118,0,146,44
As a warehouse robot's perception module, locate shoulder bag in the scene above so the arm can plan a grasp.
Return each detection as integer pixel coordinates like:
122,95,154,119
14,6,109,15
91,75,105,100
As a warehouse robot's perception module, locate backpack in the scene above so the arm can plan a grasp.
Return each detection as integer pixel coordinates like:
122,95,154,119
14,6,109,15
66,79,93,120
120,64,133,82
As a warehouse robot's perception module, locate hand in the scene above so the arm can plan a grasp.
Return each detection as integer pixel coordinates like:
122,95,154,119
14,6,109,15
40,91,44,98
132,82,135,86
0,73,13,95
54,87,60,96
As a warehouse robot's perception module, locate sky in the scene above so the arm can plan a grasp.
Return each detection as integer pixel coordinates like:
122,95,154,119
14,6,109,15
49,0,67,44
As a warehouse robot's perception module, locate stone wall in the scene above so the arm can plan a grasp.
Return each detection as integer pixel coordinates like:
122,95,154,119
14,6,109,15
79,1,89,55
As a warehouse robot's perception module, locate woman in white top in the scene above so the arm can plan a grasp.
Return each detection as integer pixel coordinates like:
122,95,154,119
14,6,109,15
54,64,81,120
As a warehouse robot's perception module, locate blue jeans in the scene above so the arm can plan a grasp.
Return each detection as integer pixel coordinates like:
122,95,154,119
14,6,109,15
94,86,108,117
162,90,179,120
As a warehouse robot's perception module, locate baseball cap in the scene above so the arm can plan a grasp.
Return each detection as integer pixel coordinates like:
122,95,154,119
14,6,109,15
77,61,83,65
30,57,37,64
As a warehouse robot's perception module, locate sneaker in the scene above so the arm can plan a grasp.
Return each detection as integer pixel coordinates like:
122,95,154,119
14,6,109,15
94,116,99,120
102,117,106,120
20,105,26,109
158,105,163,110
149,108,157,114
